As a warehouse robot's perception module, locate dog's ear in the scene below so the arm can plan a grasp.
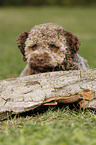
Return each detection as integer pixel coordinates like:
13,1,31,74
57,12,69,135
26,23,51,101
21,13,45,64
64,30,81,58
17,31,29,61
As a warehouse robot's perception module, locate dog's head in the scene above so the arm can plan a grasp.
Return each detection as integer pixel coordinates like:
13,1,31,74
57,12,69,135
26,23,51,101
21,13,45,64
17,23,80,72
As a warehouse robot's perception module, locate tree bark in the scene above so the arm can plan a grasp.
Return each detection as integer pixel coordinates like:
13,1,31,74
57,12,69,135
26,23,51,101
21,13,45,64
0,69,96,120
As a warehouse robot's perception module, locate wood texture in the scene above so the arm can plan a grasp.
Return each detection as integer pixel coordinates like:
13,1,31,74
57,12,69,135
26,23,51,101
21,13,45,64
0,69,96,120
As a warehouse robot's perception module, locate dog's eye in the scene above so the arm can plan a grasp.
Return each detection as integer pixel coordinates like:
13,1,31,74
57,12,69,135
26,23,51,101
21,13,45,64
29,44,37,51
49,44,59,53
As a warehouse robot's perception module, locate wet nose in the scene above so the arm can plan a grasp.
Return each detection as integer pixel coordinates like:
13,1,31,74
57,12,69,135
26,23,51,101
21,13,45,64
37,57,44,63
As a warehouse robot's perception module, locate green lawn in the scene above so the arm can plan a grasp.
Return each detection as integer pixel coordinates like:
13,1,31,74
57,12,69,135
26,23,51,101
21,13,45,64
0,7,96,145
0,109,96,145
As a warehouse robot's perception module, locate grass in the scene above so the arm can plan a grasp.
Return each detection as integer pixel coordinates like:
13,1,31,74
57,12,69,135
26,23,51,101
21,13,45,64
0,6,96,145
0,108,96,145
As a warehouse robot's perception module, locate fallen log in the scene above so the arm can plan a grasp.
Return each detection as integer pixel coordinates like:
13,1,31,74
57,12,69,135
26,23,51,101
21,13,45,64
0,69,96,120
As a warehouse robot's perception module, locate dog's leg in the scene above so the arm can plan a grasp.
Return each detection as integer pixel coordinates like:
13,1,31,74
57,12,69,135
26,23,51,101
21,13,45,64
20,64,35,76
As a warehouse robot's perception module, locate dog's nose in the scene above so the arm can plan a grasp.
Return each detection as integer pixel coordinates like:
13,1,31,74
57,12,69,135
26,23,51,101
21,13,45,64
37,57,44,63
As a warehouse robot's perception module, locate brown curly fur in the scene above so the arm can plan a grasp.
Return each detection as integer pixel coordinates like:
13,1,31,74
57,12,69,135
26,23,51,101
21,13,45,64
17,23,89,76
17,31,29,61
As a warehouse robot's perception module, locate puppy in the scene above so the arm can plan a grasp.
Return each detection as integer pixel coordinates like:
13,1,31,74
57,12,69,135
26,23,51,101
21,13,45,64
17,23,89,76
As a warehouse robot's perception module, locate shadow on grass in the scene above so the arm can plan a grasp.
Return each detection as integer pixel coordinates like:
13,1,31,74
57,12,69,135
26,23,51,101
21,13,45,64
7,101,83,120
